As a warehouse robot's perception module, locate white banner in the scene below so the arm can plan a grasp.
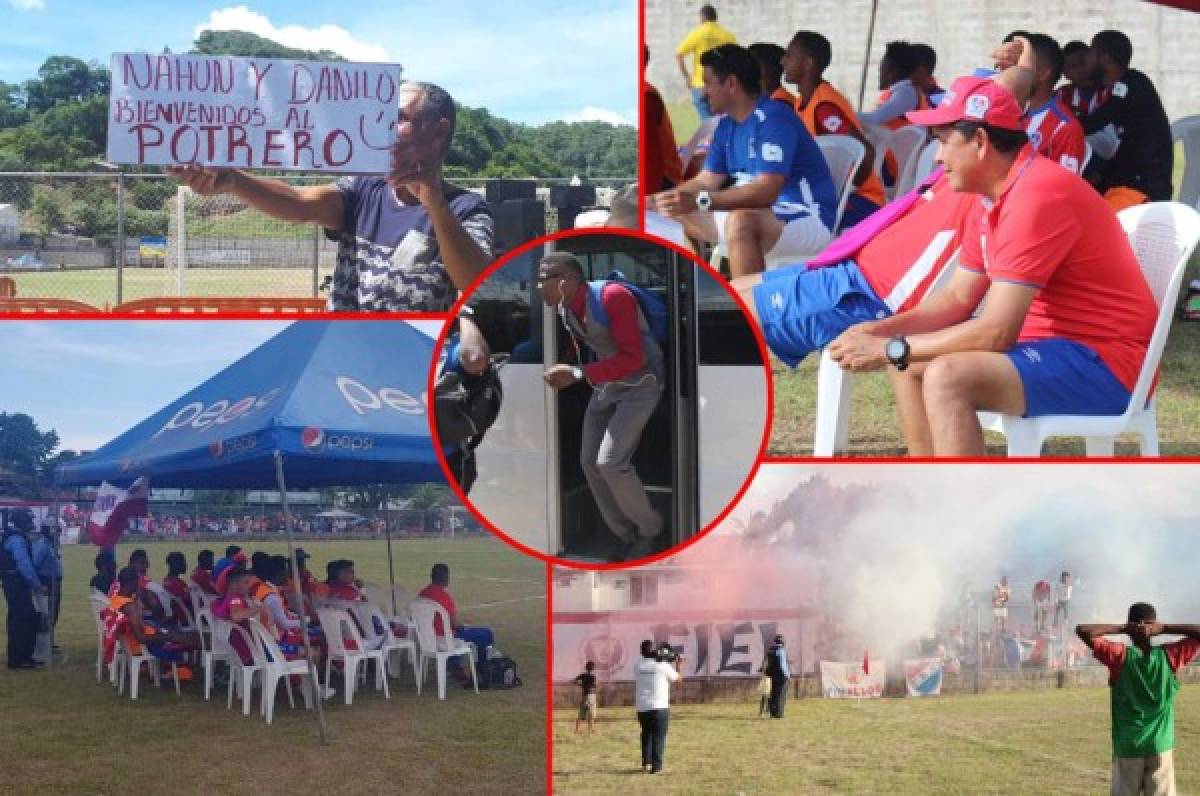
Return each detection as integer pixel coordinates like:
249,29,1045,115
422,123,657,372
903,658,944,697
819,659,886,698
86,477,150,547
553,615,806,682
107,53,402,171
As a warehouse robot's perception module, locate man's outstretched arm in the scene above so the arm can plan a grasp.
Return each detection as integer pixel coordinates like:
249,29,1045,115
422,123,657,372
168,166,344,231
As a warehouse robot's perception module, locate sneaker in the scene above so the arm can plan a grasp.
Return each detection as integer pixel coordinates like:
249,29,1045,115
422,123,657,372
319,685,336,700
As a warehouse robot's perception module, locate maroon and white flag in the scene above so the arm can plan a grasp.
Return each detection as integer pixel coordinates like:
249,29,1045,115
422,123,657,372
86,478,149,548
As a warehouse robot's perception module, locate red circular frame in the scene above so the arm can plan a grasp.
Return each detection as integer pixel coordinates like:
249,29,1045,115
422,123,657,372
426,226,775,571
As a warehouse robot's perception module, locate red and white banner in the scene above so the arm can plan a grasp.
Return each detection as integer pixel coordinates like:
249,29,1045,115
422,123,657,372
86,478,149,547
820,659,887,698
553,613,808,682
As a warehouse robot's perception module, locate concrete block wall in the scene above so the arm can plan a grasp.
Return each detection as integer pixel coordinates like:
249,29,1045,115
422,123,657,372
646,0,1200,122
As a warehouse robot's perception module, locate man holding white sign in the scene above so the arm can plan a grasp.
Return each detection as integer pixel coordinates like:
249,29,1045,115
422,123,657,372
168,80,494,311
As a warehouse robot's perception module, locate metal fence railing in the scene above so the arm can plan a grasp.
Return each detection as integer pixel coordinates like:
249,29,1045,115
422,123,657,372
0,172,631,309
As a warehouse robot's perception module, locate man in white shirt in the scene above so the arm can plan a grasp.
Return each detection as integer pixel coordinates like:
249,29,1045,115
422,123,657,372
634,640,682,774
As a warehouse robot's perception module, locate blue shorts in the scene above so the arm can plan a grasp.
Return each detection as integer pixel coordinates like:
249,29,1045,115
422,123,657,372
839,193,882,230
752,259,890,367
1006,339,1131,417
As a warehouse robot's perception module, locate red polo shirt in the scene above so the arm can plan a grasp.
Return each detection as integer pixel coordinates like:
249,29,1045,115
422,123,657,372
958,146,1157,392
418,583,457,637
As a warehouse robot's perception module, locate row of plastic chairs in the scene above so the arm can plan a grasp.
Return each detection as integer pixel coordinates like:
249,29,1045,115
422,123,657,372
0,296,327,313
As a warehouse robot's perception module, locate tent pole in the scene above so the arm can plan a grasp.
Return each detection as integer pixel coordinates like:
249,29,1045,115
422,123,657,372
385,514,398,618
857,0,880,112
274,451,329,745
47,491,62,667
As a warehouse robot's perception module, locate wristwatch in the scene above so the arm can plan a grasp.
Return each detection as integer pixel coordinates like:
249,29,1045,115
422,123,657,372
885,336,911,371
571,366,584,382
696,190,713,212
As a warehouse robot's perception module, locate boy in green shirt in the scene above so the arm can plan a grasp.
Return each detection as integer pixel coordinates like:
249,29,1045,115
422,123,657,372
1077,603,1200,796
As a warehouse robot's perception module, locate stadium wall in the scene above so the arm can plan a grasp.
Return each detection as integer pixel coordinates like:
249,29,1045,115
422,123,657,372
646,0,1200,123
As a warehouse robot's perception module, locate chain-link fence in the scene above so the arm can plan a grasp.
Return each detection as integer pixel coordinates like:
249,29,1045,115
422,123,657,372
0,172,631,309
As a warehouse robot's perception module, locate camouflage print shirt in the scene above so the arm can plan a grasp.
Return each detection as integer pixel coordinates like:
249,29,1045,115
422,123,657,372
326,176,495,311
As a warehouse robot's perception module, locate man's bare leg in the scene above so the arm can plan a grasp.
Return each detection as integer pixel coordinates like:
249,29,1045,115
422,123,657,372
889,363,935,456
671,211,718,246
729,273,764,324
725,208,783,278
921,352,1026,456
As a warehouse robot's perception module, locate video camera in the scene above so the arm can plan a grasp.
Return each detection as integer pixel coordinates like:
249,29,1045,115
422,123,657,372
654,643,682,663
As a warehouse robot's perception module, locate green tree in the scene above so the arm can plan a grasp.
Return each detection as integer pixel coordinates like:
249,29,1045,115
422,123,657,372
0,413,60,482
192,30,347,62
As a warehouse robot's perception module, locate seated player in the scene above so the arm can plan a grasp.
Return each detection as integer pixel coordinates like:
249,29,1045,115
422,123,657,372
89,552,116,596
214,549,249,594
643,46,684,193
859,40,930,187
827,74,1156,456
912,44,946,106
324,559,366,602
190,549,218,595
1080,30,1174,211
783,30,885,228
418,563,496,681
1021,34,1086,173
108,567,198,679
1058,40,1107,119
748,42,795,106
651,43,838,277
160,551,193,625
212,545,242,582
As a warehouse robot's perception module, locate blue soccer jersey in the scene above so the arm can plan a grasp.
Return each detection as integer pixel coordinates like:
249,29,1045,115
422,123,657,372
704,96,838,231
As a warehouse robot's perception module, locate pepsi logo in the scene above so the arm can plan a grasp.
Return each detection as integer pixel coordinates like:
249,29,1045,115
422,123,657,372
301,427,325,450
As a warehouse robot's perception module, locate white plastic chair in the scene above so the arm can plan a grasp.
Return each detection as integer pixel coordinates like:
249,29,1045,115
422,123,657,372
411,598,479,700
813,251,961,456
220,620,261,716
246,619,314,725
911,138,940,190
117,634,179,700
89,593,113,683
888,126,932,199
1171,115,1200,210
1080,141,1093,175
352,602,420,693
978,202,1200,455
318,607,389,705
815,135,865,234
197,606,237,701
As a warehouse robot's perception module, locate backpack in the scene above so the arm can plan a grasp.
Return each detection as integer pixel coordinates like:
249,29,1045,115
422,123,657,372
476,656,522,689
434,355,504,448
586,270,669,346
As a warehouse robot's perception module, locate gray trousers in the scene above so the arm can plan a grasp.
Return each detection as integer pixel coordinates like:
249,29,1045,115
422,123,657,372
580,381,663,542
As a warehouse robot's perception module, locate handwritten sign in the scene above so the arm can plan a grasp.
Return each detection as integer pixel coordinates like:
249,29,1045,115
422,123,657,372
106,53,402,172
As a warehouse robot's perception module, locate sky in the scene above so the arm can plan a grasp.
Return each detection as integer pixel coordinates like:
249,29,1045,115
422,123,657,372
0,319,439,452
0,0,637,125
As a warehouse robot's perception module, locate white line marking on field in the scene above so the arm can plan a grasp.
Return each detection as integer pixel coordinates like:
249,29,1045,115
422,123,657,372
464,594,547,610
938,728,1109,778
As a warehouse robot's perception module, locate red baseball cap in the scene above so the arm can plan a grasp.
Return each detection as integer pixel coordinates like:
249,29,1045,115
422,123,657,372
905,75,1024,132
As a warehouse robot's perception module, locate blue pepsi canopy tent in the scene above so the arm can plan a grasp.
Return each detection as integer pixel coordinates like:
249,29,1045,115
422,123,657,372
55,321,445,489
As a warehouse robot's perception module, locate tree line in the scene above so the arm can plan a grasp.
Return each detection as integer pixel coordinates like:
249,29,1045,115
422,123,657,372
0,29,636,178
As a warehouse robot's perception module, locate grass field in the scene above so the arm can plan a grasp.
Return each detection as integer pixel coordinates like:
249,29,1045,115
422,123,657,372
7,266,334,308
554,687,1200,794
0,538,546,795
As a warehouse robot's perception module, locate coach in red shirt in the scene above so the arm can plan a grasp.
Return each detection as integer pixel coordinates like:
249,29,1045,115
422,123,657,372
418,563,494,679
829,74,1157,456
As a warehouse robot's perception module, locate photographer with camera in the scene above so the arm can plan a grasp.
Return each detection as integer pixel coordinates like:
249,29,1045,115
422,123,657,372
634,640,682,774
